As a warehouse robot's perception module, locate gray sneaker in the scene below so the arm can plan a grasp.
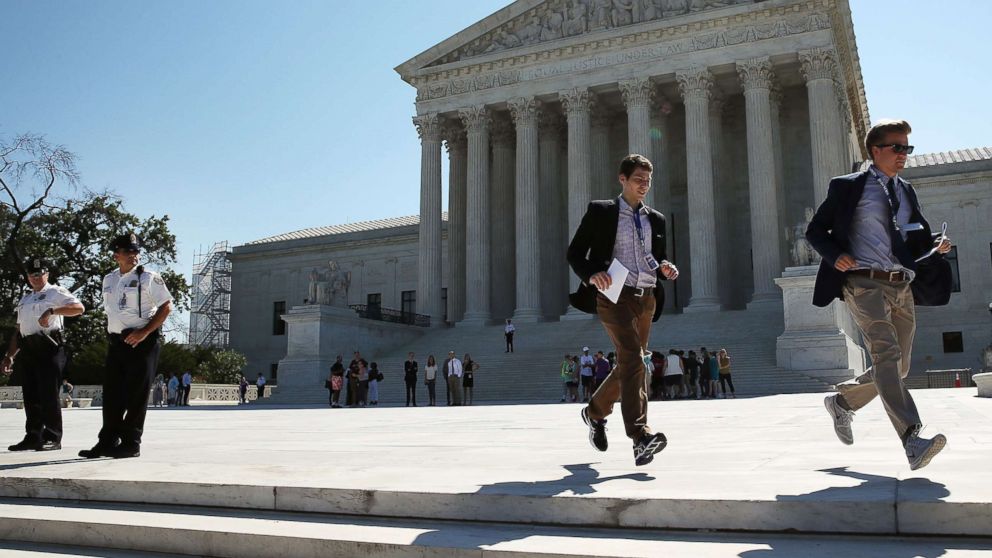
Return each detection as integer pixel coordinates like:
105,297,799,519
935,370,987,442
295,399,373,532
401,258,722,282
824,395,854,445
905,429,947,471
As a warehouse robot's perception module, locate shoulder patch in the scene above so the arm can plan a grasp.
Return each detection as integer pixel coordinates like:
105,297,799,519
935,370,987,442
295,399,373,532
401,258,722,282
153,275,164,285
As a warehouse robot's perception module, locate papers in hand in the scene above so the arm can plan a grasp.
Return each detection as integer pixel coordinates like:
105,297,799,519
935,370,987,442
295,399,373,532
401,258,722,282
598,259,630,304
914,222,949,263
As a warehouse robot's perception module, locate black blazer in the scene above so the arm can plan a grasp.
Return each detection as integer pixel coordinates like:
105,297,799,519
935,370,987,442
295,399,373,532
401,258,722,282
566,198,668,321
805,170,951,307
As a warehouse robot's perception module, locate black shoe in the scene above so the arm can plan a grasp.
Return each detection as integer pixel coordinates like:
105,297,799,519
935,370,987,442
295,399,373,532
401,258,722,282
79,443,117,459
633,432,668,466
581,407,608,452
107,444,140,459
8,439,43,452
37,440,62,452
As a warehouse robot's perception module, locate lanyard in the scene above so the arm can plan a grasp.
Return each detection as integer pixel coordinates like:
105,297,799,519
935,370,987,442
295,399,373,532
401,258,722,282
869,167,902,231
632,209,648,252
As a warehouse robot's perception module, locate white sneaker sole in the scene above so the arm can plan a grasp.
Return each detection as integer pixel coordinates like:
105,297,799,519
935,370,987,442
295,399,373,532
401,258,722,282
824,396,854,446
909,434,947,471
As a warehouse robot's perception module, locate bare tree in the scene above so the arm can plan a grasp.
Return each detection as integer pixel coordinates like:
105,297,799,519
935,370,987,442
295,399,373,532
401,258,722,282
0,133,79,281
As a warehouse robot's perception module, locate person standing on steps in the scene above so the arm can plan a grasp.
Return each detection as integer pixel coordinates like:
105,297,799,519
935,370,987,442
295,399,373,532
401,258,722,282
566,154,679,467
504,319,515,353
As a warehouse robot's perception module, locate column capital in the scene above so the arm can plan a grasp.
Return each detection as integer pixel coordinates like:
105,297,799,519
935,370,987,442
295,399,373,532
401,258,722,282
559,87,595,117
458,105,491,133
676,67,714,101
491,116,516,147
508,97,542,126
736,57,776,92
619,77,656,109
799,47,838,82
413,113,442,142
442,121,467,153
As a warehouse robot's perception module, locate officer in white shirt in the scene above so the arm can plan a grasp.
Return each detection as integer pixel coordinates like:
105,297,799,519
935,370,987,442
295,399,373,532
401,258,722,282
79,234,172,460
2,257,84,452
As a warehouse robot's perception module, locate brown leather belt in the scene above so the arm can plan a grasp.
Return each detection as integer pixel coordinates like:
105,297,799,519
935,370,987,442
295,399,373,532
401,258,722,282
621,285,655,298
848,269,909,282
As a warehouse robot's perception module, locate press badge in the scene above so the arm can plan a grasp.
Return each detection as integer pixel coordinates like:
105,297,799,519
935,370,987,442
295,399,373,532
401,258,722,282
644,254,661,271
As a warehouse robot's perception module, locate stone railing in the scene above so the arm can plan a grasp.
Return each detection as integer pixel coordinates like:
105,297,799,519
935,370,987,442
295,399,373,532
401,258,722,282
349,304,431,327
0,384,273,406
974,373,992,398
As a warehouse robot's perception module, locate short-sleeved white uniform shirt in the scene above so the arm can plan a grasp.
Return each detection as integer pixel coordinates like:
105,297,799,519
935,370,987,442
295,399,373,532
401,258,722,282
16,283,81,336
102,268,173,334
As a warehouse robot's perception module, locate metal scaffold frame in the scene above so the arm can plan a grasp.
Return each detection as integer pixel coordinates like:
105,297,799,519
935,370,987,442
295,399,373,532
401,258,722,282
189,241,232,347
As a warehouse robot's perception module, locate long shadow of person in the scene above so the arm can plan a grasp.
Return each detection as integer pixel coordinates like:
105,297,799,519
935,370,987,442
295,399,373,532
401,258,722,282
412,462,654,550
0,457,97,472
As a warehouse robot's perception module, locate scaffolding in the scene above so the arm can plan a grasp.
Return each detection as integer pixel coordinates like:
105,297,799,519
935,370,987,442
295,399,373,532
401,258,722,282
189,241,232,347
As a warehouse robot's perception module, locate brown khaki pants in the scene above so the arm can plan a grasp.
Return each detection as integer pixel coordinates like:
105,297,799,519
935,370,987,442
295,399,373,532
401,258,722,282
838,274,921,437
588,289,655,440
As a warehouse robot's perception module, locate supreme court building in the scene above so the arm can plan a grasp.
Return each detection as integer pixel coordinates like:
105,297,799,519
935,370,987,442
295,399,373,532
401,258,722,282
229,0,992,384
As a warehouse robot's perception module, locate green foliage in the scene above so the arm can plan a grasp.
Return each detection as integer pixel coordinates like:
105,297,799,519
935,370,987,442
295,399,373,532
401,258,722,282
195,349,248,385
158,340,198,378
65,337,108,385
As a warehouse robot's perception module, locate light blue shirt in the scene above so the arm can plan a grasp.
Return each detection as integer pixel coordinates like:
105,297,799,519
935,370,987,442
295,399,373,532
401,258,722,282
848,166,915,280
613,197,656,288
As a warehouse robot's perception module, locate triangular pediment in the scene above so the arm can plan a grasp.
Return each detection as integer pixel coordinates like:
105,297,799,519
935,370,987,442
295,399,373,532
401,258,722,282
396,0,764,80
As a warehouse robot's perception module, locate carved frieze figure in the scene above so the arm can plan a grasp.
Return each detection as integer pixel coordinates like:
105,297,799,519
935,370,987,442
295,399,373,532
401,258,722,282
641,0,665,21
661,0,688,17
484,28,522,53
590,0,613,30
564,2,588,36
518,16,544,45
540,10,565,41
611,0,635,27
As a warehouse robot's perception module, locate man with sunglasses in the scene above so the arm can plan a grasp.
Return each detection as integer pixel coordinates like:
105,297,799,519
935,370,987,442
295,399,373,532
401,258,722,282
2,258,84,452
807,119,952,471
79,233,172,459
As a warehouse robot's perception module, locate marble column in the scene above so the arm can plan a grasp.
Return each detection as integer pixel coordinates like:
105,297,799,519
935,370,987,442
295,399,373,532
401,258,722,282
490,115,516,321
560,88,595,319
539,110,566,318
738,57,783,307
620,77,655,159
800,47,845,206
507,97,543,322
591,107,614,200
770,84,789,269
413,113,443,325
709,92,732,308
458,105,492,326
444,123,467,323
650,96,675,312
677,67,721,312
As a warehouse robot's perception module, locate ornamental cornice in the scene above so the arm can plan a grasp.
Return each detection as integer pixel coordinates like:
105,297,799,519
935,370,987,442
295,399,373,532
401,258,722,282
559,87,595,116
676,67,714,101
619,77,656,109
458,105,492,133
413,113,442,142
736,57,776,91
413,4,833,103
508,97,543,126
798,47,838,82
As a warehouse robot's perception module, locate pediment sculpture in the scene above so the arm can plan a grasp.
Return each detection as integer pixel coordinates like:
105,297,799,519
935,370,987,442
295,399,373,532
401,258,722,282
787,207,820,267
307,261,352,307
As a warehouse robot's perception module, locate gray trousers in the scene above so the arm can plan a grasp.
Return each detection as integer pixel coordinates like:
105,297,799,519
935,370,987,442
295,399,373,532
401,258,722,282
837,275,921,438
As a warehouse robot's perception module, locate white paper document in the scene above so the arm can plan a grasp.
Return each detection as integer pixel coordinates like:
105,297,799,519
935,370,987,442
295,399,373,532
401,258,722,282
598,259,630,304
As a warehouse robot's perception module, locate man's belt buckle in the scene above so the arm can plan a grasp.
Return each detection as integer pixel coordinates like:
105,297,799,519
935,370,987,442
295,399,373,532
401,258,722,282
888,270,901,282
633,287,645,297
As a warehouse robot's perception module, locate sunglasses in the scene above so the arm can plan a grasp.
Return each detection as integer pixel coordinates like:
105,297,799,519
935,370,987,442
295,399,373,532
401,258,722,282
876,144,914,154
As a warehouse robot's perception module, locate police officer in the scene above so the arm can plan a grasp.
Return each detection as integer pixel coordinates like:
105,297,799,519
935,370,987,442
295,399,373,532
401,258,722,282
79,233,172,459
2,257,85,451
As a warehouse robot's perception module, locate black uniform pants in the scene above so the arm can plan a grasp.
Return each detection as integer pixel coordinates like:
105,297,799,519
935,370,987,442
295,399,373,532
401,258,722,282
98,331,161,447
16,336,66,443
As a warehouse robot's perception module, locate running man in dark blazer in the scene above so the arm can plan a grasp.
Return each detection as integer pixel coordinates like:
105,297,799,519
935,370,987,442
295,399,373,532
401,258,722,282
806,119,952,471
567,154,679,467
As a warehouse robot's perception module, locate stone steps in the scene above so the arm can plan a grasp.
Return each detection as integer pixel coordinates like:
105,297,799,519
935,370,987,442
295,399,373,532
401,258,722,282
2,499,986,558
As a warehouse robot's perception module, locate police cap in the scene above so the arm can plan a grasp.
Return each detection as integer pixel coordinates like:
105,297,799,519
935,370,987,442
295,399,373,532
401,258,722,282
25,257,50,274
110,233,142,252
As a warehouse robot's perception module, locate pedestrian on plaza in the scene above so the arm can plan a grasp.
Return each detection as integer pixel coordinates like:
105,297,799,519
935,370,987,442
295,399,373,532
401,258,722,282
699,348,712,399
167,373,179,406
462,353,477,406
567,154,679,466
368,362,381,406
346,362,359,407
329,362,344,408
579,347,595,402
808,119,952,470
707,350,720,398
357,359,370,407
445,351,463,406
504,319,515,353
256,373,266,400
607,352,616,370
664,349,685,400
442,352,453,405
62,378,76,408
685,350,700,399
150,375,163,408
718,349,735,398
181,370,192,406
325,365,336,407
2,257,84,453
649,351,665,400
559,354,572,402
593,351,611,394
404,352,419,407
424,354,438,406
79,233,173,459
569,356,581,402
239,375,249,404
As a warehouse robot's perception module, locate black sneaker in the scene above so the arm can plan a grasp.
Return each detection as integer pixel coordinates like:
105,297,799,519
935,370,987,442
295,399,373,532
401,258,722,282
581,407,608,452
37,440,61,452
107,443,141,459
8,439,42,452
633,432,668,466
79,443,117,459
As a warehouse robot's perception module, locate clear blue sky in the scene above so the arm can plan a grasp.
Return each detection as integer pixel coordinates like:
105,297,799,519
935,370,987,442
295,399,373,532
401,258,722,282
3,0,990,328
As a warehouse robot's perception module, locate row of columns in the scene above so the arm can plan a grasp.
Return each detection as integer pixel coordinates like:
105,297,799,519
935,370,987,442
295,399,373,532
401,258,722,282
415,47,847,325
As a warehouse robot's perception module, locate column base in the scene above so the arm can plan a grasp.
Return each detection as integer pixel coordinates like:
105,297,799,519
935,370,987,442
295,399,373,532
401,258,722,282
560,307,595,321
683,297,722,313
457,312,492,327
511,308,542,323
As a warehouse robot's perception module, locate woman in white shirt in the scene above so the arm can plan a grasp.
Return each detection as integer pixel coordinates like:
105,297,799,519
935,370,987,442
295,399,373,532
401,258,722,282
423,355,438,406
